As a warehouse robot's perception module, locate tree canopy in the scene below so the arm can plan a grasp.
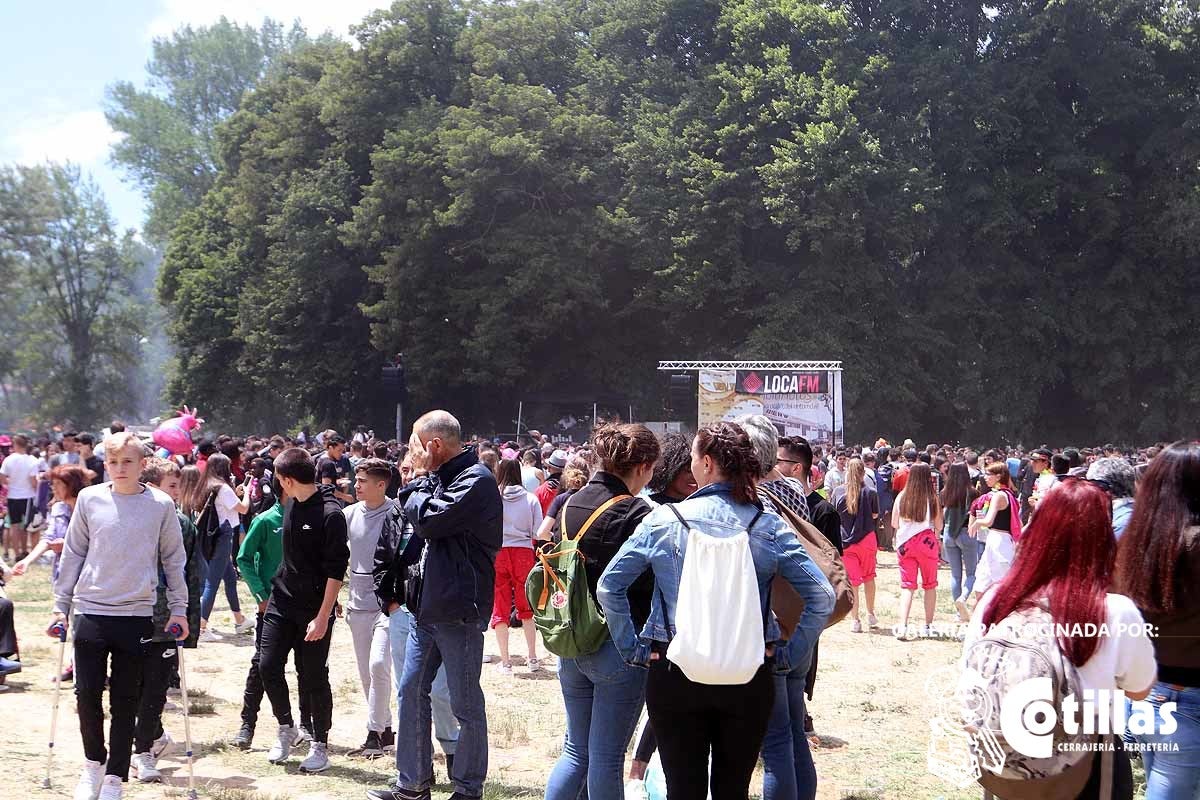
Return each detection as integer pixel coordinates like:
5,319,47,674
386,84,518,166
157,0,1200,442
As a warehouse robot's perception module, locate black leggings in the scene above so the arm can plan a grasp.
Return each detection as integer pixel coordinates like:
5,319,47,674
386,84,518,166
258,609,334,742
241,610,312,730
74,614,152,780
134,641,176,753
646,660,775,800
0,596,17,657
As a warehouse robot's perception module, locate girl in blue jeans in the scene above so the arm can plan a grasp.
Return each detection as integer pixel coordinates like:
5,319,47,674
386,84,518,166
544,424,660,800
938,464,978,622
185,454,253,639
1113,441,1200,800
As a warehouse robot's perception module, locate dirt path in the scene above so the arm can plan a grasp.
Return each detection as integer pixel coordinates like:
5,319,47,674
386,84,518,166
1,554,977,800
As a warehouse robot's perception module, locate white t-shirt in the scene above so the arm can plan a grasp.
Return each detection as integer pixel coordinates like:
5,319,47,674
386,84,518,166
215,483,241,528
965,591,1158,696
1,453,40,499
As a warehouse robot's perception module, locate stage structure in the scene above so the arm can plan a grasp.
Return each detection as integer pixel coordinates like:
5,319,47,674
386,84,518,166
658,361,844,448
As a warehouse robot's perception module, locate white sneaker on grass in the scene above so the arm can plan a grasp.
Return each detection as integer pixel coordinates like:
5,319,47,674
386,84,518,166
131,752,161,782
267,723,298,764
198,628,221,643
96,775,123,800
850,619,863,633
74,759,104,800
867,613,879,629
299,741,330,773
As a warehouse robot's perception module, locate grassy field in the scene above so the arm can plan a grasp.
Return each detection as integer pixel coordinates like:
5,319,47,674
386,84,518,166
0,554,1142,800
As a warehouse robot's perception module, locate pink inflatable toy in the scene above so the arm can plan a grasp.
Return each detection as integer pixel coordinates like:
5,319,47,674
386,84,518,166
152,405,205,456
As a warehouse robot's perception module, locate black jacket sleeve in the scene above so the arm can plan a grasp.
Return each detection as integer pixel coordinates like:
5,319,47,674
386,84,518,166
373,508,404,613
321,507,350,583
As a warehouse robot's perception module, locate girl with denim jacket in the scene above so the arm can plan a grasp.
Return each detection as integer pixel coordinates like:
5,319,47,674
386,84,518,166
598,422,834,800
1114,441,1200,800
544,424,660,800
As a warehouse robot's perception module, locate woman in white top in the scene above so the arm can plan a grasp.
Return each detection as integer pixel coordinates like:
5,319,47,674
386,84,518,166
968,462,1021,599
186,454,253,640
963,479,1156,800
493,458,543,673
891,463,943,639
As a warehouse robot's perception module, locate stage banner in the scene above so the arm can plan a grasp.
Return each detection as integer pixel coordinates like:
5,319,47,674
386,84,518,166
698,368,842,448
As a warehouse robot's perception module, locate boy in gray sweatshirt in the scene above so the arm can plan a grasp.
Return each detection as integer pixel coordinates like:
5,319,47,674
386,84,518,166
49,433,189,800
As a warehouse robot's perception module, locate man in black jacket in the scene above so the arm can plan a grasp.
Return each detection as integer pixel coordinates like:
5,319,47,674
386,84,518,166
368,411,501,800
258,448,349,774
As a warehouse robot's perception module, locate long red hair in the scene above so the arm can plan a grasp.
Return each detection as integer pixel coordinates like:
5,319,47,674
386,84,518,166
981,480,1114,666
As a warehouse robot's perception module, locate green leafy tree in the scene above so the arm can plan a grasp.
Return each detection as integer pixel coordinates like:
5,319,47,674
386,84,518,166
0,164,145,427
106,17,306,243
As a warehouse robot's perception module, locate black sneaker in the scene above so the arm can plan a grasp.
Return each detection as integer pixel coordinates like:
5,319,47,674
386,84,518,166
233,722,254,750
357,729,384,758
380,727,395,752
447,794,481,800
445,753,455,780
365,786,431,800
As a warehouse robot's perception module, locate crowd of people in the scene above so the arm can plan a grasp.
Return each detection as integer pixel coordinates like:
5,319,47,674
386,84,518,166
0,417,1193,800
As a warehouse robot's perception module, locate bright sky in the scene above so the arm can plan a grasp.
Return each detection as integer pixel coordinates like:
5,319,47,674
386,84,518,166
0,1,384,235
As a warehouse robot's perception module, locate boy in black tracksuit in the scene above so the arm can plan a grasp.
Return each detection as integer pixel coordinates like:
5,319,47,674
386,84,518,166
258,448,349,773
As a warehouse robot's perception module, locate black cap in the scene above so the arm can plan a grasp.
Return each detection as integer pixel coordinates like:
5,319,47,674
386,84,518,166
1031,448,1053,461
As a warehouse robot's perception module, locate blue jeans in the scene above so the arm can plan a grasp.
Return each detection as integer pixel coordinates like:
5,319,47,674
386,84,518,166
388,609,459,754
200,526,241,621
1135,683,1200,800
545,638,646,800
942,530,978,602
396,619,487,796
762,643,817,800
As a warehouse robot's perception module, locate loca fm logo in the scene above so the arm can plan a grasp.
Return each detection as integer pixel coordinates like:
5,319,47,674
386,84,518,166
1003,678,1177,758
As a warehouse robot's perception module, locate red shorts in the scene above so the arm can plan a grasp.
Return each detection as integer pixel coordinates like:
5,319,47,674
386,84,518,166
491,546,536,629
843,532,879,587
898,529,940,590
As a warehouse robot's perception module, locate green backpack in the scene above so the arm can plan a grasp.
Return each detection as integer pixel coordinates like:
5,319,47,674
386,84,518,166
525,494,630,659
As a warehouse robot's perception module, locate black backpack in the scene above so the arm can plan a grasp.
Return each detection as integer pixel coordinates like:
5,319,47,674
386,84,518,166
195,488,222,561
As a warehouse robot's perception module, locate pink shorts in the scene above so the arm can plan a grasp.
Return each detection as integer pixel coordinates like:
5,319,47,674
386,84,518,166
898,529,940,590
843,532,879,587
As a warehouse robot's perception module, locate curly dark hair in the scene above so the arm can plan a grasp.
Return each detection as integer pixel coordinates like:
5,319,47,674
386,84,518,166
694,422,761,504
650,433,692,493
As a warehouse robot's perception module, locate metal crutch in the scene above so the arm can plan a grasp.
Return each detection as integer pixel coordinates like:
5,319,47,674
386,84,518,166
168,623,198,800
43,620,68,789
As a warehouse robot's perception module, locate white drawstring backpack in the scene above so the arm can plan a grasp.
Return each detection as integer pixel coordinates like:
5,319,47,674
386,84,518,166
663,506,765,685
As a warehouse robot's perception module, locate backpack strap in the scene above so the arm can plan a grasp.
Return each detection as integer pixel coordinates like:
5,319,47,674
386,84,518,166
566,494,633,543
666,504,691,530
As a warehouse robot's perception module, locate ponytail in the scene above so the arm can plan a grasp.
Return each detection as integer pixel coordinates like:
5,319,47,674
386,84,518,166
694,422,761,505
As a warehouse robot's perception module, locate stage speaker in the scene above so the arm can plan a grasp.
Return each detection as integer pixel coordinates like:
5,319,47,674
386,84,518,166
668,373,694,412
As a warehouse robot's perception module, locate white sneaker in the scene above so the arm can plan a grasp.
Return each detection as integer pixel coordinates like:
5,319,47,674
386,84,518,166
920,624,935,638
267,724,298,764
625,779,650,800
498,661,513,676
850,619,863,633
234,617,256,634
482,654,494,664
199,628,221,643
96,775,123,800
867,613,879,629
528,657,543,672
74,760,104,800
295,725,313,745
131,752,161,782
151,730,173,758
299,741,330,773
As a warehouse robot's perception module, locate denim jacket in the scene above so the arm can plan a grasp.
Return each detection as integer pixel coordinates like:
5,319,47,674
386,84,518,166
597,482,835,673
